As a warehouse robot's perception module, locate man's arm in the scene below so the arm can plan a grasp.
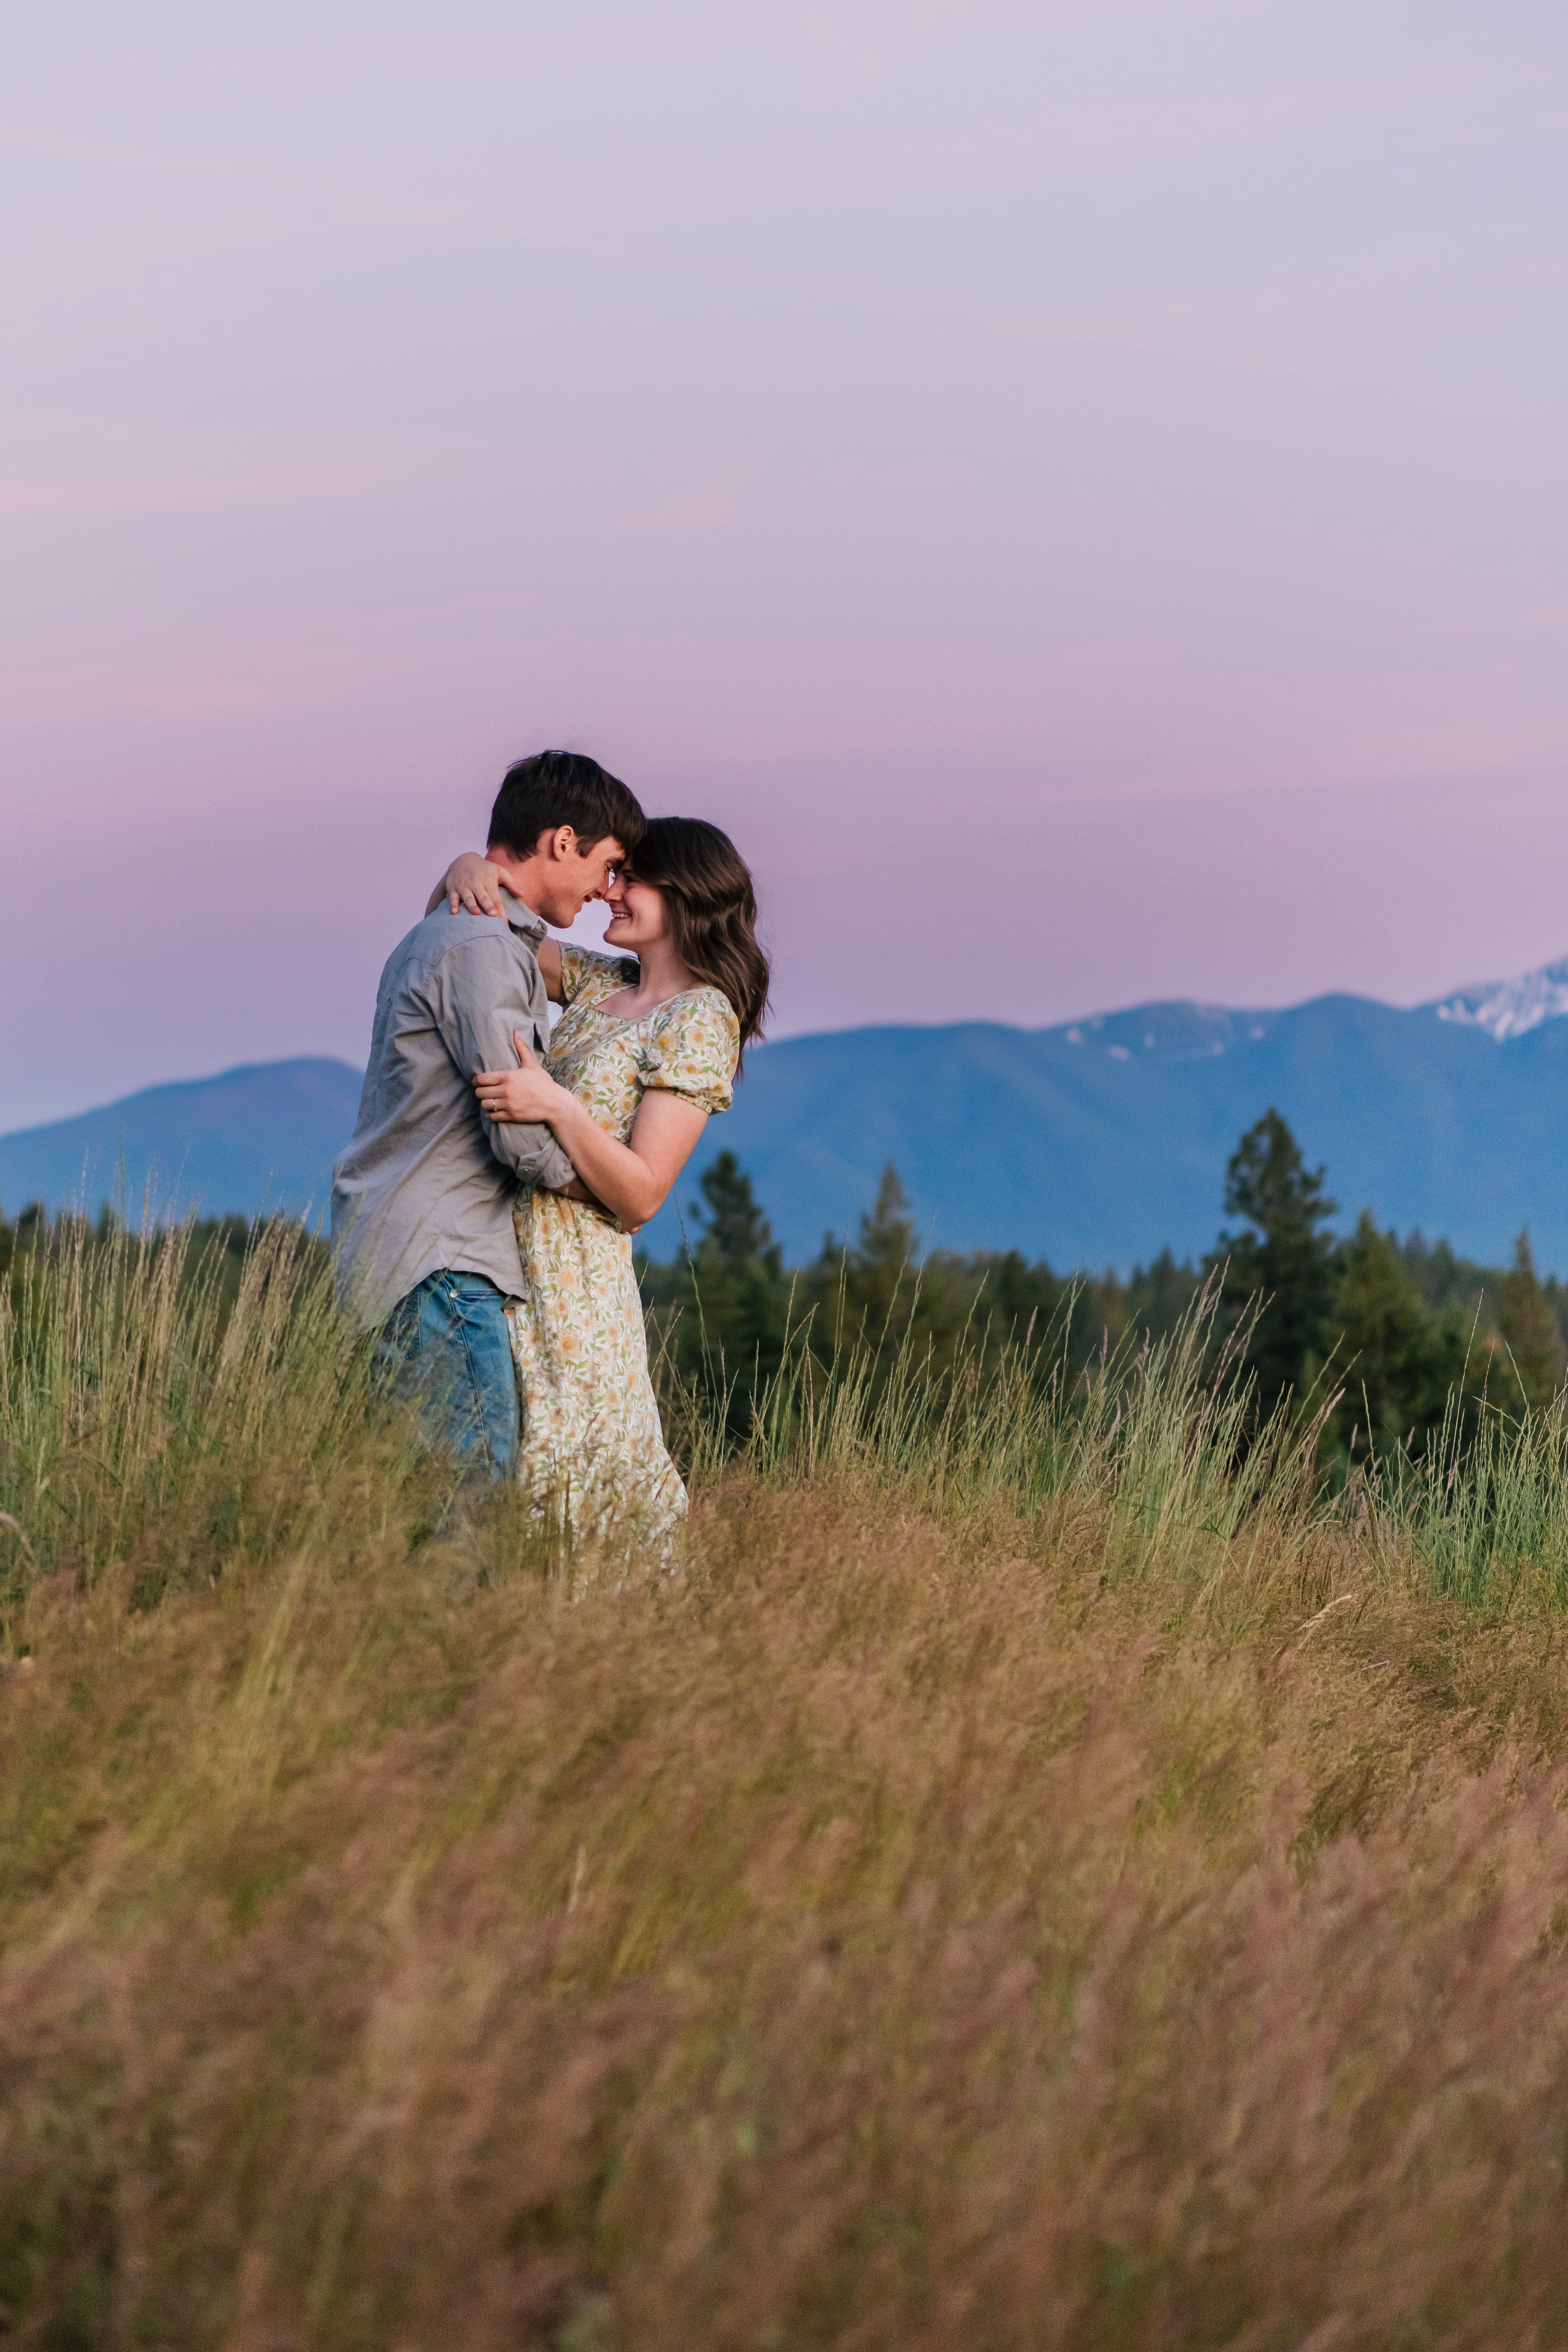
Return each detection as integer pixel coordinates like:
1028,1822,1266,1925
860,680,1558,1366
429,936,576,1191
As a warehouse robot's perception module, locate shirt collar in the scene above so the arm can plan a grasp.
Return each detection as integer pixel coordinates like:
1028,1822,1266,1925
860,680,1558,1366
499,885,546,944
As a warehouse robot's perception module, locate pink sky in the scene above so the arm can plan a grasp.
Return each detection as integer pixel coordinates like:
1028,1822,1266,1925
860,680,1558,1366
5,2,1568,1128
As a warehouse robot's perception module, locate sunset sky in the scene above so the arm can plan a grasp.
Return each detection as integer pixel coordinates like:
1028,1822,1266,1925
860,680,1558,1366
5,2,1568,1129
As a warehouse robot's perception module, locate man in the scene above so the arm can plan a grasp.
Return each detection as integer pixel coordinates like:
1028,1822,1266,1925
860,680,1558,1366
332,749,646,1484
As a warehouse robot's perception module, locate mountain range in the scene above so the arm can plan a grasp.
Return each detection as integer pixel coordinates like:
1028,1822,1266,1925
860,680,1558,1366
0,1059,364,1232
4,957,1568,1272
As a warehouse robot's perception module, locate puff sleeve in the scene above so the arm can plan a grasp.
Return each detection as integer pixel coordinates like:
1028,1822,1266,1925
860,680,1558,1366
558,945,634,1010
640,989,740,1116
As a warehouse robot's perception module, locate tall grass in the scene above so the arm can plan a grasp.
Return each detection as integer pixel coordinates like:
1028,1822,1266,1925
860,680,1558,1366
681,1271,1293,1517
674,1265,1568,1612
1365,1383,1568,1608
8,1228,1568,2344
679,1272,1341,1604
0,1214,379,1609
7,1210,1568,1625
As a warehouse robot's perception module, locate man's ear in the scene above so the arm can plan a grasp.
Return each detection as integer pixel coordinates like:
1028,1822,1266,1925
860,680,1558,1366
528,826,576,865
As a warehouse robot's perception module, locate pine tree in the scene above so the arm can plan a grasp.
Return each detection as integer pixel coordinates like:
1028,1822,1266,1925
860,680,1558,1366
670,1154,789,1441
691,1152,782,1278
810,1164,922,1360
839,1163,914,1333
854,1165,916,1283
1495,1229,1563,1412
980,1249,1063,1352
1205,1109,1338,1415
1134,1247,1200,1345
1322,1213,1457,1460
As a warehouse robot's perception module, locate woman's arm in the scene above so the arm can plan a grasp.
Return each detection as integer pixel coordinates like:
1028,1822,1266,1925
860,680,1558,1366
473,1037,706,1228
424,851,501,919
423,856,565,1001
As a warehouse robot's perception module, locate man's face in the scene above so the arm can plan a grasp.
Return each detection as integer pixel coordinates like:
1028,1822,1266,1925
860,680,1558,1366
531,831,625,928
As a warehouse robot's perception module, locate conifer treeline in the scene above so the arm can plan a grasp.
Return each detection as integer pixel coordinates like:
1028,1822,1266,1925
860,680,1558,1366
636,1113,1568,1463
4,1108,1562,1470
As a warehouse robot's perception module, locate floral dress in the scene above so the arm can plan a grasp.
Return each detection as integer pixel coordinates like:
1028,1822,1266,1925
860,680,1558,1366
509,946,738,1560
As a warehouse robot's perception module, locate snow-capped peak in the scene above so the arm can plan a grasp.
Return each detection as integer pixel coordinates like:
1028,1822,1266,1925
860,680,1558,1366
1430,957,1568,1042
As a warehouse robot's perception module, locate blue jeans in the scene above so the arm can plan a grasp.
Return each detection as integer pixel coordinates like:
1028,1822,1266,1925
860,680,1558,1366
374,1270,519,1484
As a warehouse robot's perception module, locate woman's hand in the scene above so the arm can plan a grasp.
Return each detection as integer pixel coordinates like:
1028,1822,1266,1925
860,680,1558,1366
424,851,508,919
473,1034,571,1126
478,1035,699,1232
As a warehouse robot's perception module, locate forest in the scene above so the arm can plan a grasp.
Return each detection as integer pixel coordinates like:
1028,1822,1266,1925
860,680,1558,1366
637,1107,1568,1465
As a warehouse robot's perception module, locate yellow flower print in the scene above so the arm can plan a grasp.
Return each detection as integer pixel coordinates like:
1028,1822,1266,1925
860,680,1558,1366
510,953,739,1562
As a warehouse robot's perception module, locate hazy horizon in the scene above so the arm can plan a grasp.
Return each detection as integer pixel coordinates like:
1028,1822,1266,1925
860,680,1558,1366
9,931,1568,1139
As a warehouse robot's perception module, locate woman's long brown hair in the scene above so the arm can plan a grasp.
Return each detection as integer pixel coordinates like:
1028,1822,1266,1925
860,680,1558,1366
624,817,770,1064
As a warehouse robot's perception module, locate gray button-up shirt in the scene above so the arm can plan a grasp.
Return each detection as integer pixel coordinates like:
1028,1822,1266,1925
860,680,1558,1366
330,889,575,1326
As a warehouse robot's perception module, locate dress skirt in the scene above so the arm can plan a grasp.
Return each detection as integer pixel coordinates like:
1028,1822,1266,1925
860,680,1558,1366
508,1189,687,1560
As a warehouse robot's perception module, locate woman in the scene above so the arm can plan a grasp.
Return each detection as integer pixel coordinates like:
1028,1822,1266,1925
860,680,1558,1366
442,817,769,1556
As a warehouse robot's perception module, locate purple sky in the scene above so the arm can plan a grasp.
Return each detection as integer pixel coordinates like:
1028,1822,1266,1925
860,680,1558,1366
5,2,1568,1129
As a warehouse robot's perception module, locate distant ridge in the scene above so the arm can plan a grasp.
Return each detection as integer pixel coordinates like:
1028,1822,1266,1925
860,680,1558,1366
1428,955,1568,1042
627,990,1568,1272
0,1059,364,1225
5,958,1568,1269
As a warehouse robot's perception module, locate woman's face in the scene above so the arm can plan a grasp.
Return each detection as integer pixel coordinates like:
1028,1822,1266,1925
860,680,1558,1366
601,867,670,952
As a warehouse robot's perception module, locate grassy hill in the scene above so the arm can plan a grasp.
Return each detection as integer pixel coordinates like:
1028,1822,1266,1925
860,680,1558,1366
5,1220,1568,2343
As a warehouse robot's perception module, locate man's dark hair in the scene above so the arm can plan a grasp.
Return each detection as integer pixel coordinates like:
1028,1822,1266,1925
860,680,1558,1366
488,750,645,861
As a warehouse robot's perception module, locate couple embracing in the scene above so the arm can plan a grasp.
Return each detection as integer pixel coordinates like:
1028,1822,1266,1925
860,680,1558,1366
331,749,769,1553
